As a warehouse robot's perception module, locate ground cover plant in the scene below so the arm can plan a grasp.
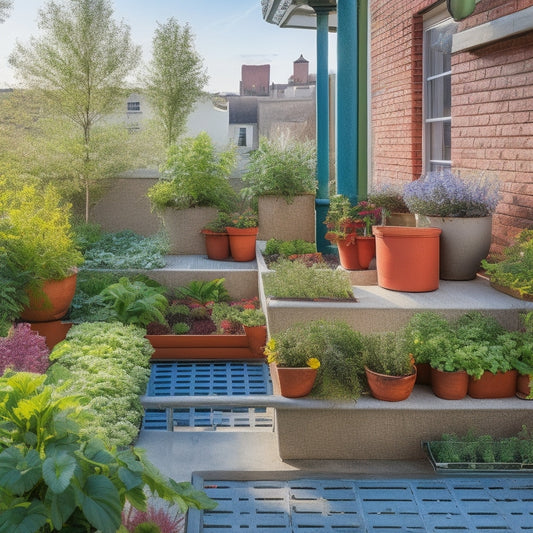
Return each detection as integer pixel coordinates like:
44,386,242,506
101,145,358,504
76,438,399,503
0,323,49,375
47,322,154,446
262,258,354,300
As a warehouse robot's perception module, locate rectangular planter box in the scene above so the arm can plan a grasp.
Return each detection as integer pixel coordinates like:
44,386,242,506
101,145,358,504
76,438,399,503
423,441,533,473
146,334,264,360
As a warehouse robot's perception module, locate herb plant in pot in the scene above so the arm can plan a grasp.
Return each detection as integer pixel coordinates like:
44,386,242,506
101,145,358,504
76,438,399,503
404,171,500,280
147,132,238,254
362,331,417,401
226,209,259,262
241,135,317,242
0,183,84,322
201,211,233,261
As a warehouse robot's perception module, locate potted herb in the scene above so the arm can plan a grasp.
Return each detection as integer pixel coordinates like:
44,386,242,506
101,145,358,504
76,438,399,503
241,135,317,242
403,170,500,280
266,319,364,399
368,184,414,226
201,212,233,261
0,183,84,322
147,132,238,254
362,331,417,401
225,209,259,262
481,229,533,301
515,312,533,399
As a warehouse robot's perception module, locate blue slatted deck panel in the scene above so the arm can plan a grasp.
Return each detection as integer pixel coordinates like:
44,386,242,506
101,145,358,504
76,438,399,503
197,478,533,532
142,362,273,430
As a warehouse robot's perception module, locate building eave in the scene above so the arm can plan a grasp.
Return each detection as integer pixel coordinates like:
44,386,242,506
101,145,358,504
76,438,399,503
262,0,338,31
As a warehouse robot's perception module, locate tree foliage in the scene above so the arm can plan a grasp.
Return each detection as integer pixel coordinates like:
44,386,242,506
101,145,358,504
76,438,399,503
144,17,208,147
0,0,12,23
8,0,143,221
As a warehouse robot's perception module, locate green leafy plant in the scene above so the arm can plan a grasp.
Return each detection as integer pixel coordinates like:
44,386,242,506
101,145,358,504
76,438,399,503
367,185,409,215
481,229,533,298
227,209,259,229
48,322,154,446
263,259,354,300
236,308,266,327
324,195,382,239
148,132,237,212
100,277,169,327
202,211,233,233
362,332,414,376
174,278,230,305
264,238,316,257
0,250,29,329
82,230,168,270
241,135,317,207
0,183,84,287
0,372,216,533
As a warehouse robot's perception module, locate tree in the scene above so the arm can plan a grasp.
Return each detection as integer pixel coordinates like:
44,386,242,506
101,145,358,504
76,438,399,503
0,0,13,23
9,0,142,221
144,18,208,147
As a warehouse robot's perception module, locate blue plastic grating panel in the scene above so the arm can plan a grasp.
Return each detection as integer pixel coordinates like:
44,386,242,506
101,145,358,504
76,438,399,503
198,478,533,532
143,362,273,430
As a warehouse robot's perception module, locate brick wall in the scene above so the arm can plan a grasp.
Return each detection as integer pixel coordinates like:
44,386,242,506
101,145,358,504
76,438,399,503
370,0,533,250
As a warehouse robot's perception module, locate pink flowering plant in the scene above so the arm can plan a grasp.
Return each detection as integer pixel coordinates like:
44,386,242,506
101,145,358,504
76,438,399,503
403,171,500,217
0,322,49,375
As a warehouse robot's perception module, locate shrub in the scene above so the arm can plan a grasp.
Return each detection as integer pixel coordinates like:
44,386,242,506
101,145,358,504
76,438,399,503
148,132,237,212
0,323,49,375
264,238,316,257
362,332,413,376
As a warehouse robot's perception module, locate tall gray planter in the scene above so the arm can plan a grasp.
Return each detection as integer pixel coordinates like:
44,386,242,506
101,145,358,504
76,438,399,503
416,215,492,280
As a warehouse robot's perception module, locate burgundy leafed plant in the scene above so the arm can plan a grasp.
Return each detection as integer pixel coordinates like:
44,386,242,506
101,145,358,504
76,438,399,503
0,322,50,375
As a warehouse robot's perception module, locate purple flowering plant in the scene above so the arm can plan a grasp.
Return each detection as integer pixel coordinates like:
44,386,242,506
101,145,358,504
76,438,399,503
0,322,50,375
403,171,500,217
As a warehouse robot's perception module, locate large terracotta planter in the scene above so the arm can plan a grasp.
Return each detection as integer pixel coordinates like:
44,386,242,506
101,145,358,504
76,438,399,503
416,215,492,280
430,368,469,400
145,334,261,360
243,325,267,357
468,370,518,399
516,374,532,399
271,364,317,398
365,366,417,402
201,230,230,260
20,272,78,322
355,236,376,270
29,320,72,351
335,235,361,270
226,227,258,262
372,226,441,292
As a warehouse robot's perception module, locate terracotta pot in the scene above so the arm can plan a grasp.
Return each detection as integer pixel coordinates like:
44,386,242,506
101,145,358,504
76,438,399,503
372,226,441,292
20,271,78,322
336,235,361,270
226,227,258,262
272,364,317,398
430,367,469,400
355,236,376,270
243,325,267,357
468,370,518,399
29,320,72,351
365,366,417,402
516,374,532,399
201,230,230,260
415,362,432,385
416,215,492,280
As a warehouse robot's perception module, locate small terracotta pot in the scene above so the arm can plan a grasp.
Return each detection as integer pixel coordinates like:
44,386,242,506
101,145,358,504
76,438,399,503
516,374,532,399
201,230,230,260
273,364,317,398
226,227,258,262
365,366,417,402
415,362,432,385
355,236,376,270
21,271,78,322
430,367,469,400
372,226,441,292
336,235,361,270
243,325,267,357
468,370,518,399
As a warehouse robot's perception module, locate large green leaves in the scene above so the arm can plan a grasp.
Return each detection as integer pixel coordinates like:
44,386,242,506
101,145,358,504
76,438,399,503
0,501,48,533
42,451,77,494
0,448,41,495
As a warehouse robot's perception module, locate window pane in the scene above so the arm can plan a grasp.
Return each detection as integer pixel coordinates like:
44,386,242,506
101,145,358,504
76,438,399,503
427,75,451,118
429,120,451,162
426,21,457,77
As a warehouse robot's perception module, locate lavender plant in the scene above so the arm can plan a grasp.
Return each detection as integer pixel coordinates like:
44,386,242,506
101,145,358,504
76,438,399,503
403,171,499,217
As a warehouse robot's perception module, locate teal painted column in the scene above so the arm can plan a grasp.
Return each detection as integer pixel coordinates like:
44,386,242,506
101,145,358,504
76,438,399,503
336,0,358,203
314,8,332,252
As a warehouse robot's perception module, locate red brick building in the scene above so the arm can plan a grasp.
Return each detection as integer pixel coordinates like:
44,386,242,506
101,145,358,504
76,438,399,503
371,0,533,252
240,64,270,96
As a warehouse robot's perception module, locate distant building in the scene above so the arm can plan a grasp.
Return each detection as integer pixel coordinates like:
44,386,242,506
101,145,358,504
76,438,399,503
240,64,270,96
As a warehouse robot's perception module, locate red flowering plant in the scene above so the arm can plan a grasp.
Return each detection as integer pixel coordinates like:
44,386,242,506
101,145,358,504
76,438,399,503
325,195,382,244
211,296,265,334
0,322,50,374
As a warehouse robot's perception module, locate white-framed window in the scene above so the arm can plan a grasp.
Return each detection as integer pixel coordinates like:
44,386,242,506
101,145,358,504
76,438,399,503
423,7,458,172
127,101,141,112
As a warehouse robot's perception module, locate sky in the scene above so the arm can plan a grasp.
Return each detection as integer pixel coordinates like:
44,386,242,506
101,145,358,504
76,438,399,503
0,0,336,93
